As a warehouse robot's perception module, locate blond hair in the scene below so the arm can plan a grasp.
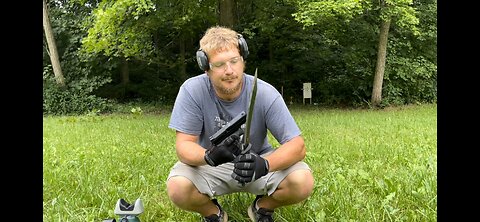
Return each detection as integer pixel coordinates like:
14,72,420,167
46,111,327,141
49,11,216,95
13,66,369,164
199,26,240,58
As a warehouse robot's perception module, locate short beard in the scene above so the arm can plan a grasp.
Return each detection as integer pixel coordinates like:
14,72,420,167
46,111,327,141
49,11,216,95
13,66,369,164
216,80,241,95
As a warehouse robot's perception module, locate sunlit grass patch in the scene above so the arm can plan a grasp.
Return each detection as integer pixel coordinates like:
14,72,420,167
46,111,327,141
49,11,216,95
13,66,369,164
43,104,436,221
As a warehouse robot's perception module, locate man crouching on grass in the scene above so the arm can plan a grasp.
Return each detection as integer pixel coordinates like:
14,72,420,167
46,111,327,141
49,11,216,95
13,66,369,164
166,26,314,222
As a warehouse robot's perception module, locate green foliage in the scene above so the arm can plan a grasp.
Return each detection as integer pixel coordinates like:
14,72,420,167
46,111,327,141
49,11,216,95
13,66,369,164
288,0,435,106
292,0,371,26
44,0,119,115
44,0,437,110
130,106,143,115
77,0,218,103
381,0,420,36
383,55,437,105
81,0,156,58
381,0,437,106
43,74,114,115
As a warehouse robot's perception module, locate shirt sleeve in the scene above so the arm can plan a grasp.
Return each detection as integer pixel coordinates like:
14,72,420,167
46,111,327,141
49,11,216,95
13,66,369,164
168,85,204,135
265,95,301,145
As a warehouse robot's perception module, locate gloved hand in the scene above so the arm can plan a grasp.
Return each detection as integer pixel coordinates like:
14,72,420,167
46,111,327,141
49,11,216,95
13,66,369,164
204,134,242,166
231,153,269,183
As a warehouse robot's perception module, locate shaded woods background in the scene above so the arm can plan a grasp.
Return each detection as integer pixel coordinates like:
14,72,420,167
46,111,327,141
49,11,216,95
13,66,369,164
43,0,436,115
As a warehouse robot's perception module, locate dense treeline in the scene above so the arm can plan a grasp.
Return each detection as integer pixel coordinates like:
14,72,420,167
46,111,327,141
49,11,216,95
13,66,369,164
43,0,436,115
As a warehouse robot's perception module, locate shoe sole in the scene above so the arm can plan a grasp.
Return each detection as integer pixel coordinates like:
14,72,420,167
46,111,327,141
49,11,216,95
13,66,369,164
247,205,255,222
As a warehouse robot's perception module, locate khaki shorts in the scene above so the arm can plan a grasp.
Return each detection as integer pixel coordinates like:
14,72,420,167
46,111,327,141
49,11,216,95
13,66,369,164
167,153,311,197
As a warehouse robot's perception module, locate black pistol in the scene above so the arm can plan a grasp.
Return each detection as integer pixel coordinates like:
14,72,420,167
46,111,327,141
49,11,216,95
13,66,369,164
209,111,246,146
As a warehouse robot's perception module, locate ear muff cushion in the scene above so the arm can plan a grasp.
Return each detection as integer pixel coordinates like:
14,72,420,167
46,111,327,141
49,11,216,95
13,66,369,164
196,50,209,71
237,34,249,59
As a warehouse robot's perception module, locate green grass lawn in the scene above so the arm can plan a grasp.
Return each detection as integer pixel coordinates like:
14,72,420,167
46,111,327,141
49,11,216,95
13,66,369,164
43,104,437,221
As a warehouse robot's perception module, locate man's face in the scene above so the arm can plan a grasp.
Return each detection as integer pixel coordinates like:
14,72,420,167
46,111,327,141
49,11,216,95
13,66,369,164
207,49,245,101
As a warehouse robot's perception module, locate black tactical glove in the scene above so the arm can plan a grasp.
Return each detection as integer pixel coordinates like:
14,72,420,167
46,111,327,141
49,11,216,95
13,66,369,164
231,153,269,183
204,134,242,166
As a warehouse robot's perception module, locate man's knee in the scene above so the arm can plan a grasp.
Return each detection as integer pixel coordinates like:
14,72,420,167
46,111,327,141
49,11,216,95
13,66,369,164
284,169,315,199
166,176,195,204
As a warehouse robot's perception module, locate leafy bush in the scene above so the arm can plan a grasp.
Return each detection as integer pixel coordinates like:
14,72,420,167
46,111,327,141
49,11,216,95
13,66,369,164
43,73,114,115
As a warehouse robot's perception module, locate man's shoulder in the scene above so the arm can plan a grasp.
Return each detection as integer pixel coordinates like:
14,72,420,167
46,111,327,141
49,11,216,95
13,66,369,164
180,73,211,95
244,73,277,94
183,73,209,86
243,73,282,110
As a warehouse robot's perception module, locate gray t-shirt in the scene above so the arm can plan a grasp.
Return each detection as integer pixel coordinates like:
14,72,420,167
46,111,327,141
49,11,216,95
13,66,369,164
168,73,301,155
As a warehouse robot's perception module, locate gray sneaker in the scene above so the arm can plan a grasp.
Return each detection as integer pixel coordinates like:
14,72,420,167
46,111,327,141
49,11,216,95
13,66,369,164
247,195,274,222
203,199,228,222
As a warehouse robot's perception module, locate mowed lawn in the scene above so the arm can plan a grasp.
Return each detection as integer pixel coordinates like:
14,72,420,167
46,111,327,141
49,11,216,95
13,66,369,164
43,104,437,221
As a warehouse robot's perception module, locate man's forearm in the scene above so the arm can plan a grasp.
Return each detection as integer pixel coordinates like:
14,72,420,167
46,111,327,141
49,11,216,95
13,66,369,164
175,141,208,166
264,136,306,172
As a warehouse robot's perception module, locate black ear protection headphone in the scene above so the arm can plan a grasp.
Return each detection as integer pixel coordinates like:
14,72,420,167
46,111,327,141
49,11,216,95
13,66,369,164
196,34,249,71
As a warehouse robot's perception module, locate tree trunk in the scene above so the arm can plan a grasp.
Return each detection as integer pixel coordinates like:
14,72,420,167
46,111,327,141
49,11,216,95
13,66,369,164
371,18,391,107
219,0,236,27
120,57,129,97
43,0,65,87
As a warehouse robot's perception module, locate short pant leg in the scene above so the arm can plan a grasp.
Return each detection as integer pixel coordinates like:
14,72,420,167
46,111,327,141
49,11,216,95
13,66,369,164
167,158,311,197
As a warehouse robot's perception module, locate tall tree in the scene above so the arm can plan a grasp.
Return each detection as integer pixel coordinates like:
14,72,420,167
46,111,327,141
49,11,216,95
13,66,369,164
43,0,66,87
371,0,419,106
219,0,236,27
371,17,391,106
292,0,420,106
